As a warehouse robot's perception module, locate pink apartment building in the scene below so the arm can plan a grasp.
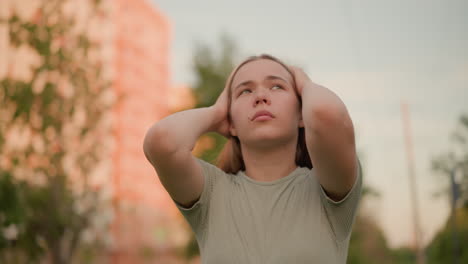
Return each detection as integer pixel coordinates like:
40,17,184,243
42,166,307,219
111,0,194,263
1,0,194,263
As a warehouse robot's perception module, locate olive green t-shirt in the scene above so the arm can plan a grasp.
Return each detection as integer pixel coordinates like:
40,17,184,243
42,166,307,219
172,158,362,264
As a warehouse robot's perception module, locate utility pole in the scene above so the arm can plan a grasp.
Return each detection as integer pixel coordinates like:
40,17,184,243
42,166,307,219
401,102,425,264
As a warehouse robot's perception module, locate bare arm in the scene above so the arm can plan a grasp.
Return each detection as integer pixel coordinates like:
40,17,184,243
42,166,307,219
143,89,230,207
293,67,358,201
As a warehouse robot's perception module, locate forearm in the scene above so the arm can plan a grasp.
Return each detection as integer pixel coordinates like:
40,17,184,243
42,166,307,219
301,82,357,199
144,106,218,154
301,82,349,124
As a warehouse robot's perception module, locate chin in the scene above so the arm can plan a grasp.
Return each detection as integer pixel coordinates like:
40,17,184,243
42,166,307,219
241,130,291,148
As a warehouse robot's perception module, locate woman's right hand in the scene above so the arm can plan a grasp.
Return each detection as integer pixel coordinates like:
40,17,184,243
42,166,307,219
210,87,231,138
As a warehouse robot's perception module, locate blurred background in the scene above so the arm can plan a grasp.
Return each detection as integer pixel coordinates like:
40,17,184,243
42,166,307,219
0,0,467,263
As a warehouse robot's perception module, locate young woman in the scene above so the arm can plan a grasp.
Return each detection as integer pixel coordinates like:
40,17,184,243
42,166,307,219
143,54,362,263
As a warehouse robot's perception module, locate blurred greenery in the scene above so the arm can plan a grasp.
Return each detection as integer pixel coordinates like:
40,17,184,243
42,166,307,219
0,170,94,264
0,0,113,263
192,34,237,109
0,171,44,263
190,33,238,165
347,157,405,264
391,247,417,264
432,113,468,207
347,213,394,264
426,206,468,264
426,113,468,263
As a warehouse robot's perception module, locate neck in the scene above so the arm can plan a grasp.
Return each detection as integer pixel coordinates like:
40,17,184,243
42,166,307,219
241,139,298,182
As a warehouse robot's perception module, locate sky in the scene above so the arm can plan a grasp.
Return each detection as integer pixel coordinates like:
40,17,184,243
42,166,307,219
152,0,468,248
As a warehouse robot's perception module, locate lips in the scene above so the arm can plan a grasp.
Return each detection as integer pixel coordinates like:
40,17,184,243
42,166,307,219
251,110,275,121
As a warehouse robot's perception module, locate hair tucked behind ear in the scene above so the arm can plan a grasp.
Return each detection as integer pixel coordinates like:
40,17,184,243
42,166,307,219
216,54,312,174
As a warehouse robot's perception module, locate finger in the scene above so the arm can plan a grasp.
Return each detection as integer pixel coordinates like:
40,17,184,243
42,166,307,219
289,66,300,77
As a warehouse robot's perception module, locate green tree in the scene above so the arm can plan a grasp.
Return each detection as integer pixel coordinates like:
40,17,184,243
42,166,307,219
347,158,394,264
427,113,468,263
0,172,44,263
0,0,114,263
347,158,418,264
426,207,468,263
190,34,237,164
347,214,393,264
192,34,237,109
391,247,416,264
432,114,468,206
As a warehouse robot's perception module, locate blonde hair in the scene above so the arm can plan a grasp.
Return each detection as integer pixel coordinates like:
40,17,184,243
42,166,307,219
216,54,312,173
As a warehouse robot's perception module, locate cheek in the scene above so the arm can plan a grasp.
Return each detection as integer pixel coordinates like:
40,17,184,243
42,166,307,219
276,92,299,108
229,102,242,126
231,104,253,131
287,95,301,112
283,97,302,121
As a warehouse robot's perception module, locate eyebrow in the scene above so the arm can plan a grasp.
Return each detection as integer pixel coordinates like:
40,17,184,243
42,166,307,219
233,75,290,92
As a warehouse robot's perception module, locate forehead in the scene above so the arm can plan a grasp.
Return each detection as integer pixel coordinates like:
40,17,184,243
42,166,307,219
231,59,292,88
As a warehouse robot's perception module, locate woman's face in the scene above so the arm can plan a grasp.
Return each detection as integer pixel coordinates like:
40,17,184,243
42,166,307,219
229,59,304,149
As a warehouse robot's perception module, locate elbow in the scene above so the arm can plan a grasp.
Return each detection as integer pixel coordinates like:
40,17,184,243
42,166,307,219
313,100,348,121
143,124,178,162
306,105,355,139
308,103,349,127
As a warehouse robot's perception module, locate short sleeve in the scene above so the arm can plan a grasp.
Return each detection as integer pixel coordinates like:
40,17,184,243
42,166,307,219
319,158,363,242
171,158,221,242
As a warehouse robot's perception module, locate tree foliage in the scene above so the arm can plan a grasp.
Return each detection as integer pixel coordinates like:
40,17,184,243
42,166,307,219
426,207,468,264
190,34,237,164
432,114,468,206
427,113,468,263
0,0,114,263
347,159,396,264
348,214,394,264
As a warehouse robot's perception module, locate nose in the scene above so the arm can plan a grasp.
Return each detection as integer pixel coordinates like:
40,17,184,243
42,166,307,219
253,90,271,106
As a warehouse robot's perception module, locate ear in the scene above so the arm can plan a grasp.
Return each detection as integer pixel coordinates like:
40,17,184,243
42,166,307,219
298,111,304,128
229,122,237,136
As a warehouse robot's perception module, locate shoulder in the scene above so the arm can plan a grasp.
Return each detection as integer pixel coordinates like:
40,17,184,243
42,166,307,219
195,158,237,185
